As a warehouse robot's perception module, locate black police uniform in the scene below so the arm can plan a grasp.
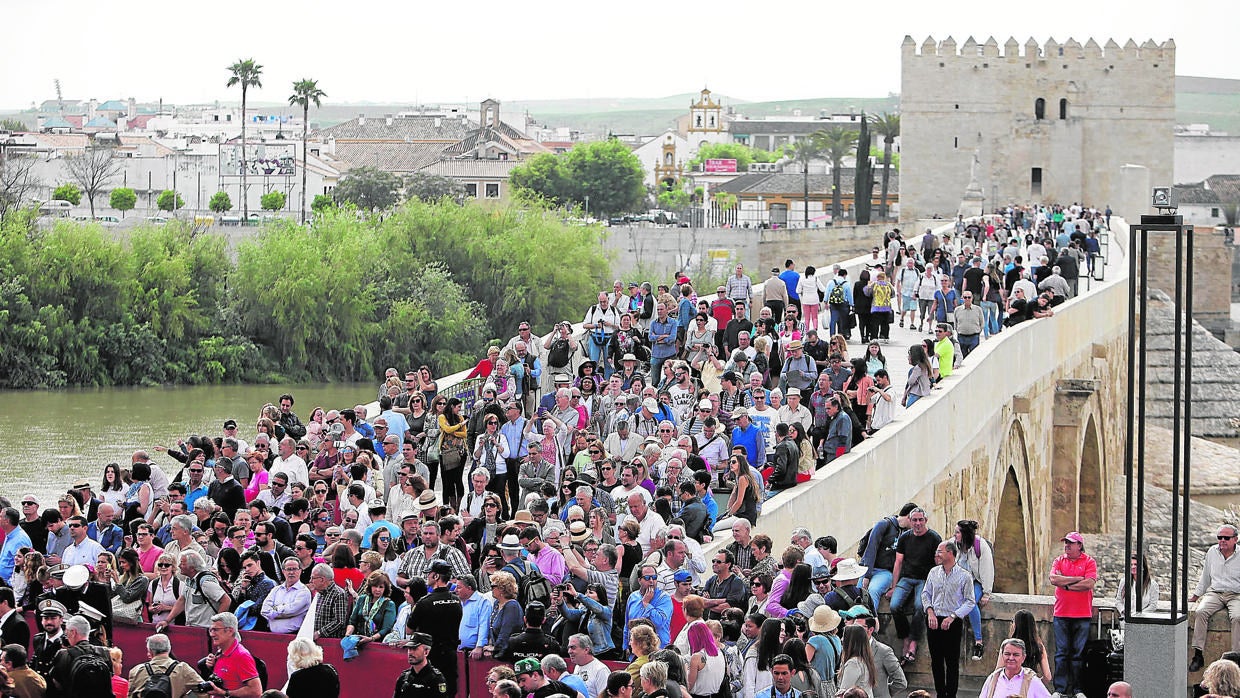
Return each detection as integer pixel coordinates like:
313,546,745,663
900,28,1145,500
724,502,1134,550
407,586,462,696
504,627,562,662
392,662,448,698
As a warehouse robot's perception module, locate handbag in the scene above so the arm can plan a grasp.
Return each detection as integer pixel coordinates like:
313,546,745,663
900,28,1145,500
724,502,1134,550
112,595,143,625
425,436,441,465
440,434,465,471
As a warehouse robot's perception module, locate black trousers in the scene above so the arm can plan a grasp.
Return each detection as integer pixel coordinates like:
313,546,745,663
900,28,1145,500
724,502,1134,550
927,616,963,698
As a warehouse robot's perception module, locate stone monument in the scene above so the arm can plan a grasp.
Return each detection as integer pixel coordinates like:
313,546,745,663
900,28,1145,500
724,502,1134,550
958,148,985,217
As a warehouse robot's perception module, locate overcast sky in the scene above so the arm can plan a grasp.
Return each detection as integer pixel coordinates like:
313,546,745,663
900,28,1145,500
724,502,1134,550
3,0,1235,110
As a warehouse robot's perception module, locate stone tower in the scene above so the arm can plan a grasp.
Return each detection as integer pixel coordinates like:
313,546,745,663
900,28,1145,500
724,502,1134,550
899,36,1176,222
654,133,682,191
687,88,727,154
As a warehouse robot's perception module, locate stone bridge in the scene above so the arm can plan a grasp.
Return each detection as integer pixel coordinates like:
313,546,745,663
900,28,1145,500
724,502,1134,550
715,218,1131,598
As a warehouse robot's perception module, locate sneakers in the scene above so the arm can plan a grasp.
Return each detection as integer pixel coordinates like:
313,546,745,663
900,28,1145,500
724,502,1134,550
1190,649,1205,672
970,642,984,660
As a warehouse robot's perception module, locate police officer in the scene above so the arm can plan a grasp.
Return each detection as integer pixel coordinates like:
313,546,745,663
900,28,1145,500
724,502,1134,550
407,560,462,697
503,601,561,661
392,632,448,698
30,600,67,679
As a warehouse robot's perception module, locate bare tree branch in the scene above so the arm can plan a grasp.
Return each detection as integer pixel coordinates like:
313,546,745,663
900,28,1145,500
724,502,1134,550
0,153,40,217
64,145,123,218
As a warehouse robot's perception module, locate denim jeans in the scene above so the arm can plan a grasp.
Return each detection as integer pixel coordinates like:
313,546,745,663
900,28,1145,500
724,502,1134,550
829,306,850,337
967,581,984,642
1053,616,1091,695
866,569,893,610
980,301,1000,337
890,577,926,640
905,394,922,408
958,333,980,358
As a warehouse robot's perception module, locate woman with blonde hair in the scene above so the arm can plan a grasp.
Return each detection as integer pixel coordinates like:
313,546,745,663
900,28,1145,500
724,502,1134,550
626,623,661,682
1202,659,1240,698
13,551,47,609
484,571,523,660
147,552,181,625
109,647,128,698
285,637,341,698
93,551,118,584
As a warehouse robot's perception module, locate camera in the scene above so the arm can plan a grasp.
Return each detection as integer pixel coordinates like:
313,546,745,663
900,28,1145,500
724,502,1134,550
193,677,224,693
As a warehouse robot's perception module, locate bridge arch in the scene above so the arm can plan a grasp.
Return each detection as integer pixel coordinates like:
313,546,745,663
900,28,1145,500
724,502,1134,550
991,419,1034,593
1078,413,1104,534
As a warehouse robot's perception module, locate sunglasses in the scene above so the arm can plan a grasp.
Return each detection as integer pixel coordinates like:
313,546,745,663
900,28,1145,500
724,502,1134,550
378,537,390,542
588,450,601,456
21,502,35,506
67,523,83,529
641,574,658,581
157,563,173,568
1219,535,1237,541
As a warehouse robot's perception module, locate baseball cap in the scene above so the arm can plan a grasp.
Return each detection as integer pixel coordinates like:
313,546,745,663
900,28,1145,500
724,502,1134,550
514,657,542,675
1062,531,1085,545
673,570,693,583
223,419,238,429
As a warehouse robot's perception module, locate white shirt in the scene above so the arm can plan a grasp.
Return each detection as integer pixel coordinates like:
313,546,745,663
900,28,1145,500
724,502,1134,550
574,657,610,698
271,456,308,488
62,537,106,567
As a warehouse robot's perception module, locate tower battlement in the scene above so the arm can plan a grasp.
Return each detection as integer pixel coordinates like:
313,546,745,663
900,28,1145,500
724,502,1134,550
901,35,1175,63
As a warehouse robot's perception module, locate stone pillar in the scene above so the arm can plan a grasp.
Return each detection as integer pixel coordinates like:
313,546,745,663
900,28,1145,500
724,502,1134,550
1144,227,1232,336
1118,164,1150,224
1050,379,1098,537
1124,616,1188,696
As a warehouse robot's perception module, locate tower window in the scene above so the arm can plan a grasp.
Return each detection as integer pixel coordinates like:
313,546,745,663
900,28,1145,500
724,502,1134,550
1035,98,1046,120
1059,99,1068,119
1031,167,1043,197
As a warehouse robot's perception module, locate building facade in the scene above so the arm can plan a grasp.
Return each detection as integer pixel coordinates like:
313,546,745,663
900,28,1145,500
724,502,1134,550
899,35,1176,222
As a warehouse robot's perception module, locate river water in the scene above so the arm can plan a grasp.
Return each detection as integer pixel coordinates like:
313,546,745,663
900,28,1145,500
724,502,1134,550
0,383,373,505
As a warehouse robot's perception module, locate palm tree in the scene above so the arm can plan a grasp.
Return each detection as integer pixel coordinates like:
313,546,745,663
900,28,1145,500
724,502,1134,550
788,138,822,228
869,112,900,220
814,127,859,223
289,79,327,224
226,58,264,219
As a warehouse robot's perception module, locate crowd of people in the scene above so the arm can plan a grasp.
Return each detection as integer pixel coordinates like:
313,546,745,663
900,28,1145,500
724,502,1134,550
0,203,1200,698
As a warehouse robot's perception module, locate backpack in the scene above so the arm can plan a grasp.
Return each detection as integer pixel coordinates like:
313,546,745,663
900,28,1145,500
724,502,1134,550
137,661,180,698
855,516,900,571
828,281,847,305
548,338,571,367
191,571,222,612
68,646,114,698
508,559,553,609
835,582,876,615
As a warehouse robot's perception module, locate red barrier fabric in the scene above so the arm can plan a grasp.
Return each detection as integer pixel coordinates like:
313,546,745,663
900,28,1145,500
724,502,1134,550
24,612,626,697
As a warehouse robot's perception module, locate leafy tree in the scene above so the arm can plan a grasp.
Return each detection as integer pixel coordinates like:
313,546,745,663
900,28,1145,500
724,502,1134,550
288,78,326,224
686,143,783,172
52,183,82,205
814,127,859,222
260,190,286,211
562,139,647,217
332,166,402,212
869,112,900,220
402,173,466,203
311,194,334,214
657,185,690,211
64,146,122,218
209,191,232,214
109,187,137,217
157,190,185,212
713,192,738,210
788,138,823,228
509,153,569,207
1,118,27,132
226,58,264,218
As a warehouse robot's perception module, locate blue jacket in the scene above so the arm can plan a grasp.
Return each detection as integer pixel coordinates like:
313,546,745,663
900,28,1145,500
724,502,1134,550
87,521,124,555
562,593,615,654
624,586,673,648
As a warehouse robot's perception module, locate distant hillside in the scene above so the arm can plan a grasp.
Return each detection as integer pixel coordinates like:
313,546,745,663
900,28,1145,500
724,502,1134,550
1176,76,1240,135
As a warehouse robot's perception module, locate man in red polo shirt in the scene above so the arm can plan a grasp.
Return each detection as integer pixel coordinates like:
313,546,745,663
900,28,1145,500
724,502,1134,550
202,612,260,698
1048,531,1097,698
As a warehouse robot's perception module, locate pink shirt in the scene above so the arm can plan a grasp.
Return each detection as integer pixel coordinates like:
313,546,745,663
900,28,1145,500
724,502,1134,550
137,545,163,573
1051,553,1097,618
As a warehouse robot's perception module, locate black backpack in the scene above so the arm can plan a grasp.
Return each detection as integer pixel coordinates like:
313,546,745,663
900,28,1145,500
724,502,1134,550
855,516,901,571
548,338,571,367
137,661,180,698
68,646,114,698
508,559,553,609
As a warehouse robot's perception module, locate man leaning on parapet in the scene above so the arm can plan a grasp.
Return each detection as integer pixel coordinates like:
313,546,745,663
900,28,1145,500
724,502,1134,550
1190,523,1240,672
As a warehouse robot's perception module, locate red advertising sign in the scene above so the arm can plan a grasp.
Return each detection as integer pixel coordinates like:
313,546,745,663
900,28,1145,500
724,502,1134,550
705,158,737,173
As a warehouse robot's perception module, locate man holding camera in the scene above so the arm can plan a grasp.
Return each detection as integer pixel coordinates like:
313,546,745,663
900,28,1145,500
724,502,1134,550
199,612,260,698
